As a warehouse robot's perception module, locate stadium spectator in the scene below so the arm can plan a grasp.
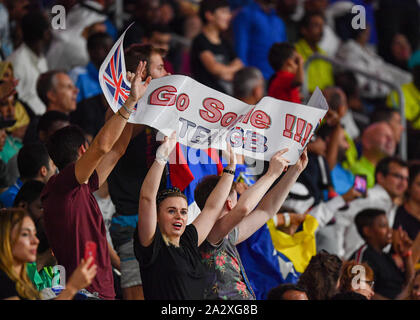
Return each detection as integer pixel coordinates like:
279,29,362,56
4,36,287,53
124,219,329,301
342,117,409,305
338,260,375,300
335,157,409,259
195,149,307,300
191,0,243,95
7,11,50,115
267,42,303,103
36,71,79,115
336,22,411,100
370,108,404,145
46,1,107,71
107,44,168,300
297,250,342,300
0,62,31,142
0,208,97,300
22,71,77,144
393,163,420,242
69,32,113,103
41,61,151,300
233,0,287,81
0,143,55,208
352,208,415,300
295,12,334,93
387,50,420,160
141,24,175,74
267,283,308,300
350,122,396,189
133,137,237,299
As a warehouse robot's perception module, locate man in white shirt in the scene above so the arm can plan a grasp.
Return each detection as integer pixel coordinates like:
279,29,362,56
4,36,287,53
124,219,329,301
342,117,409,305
8,11,50,115
334,156,409,259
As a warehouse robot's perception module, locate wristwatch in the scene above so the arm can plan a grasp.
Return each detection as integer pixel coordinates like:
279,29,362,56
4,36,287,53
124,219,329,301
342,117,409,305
223,168,235,175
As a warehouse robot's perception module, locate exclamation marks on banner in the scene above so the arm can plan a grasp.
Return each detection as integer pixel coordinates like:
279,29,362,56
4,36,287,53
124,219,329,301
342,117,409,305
300,123,313,147
283,114,296,139
282,114,315,147
294,118,307,143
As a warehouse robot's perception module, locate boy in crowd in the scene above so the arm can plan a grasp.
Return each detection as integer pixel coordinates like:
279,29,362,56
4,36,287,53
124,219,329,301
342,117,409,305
191,0,243,95
267,42,304,103
352,209,415,299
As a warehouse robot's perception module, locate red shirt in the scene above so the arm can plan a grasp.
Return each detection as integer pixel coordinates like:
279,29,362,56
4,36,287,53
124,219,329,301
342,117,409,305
268,70,302,103
41,163,115,299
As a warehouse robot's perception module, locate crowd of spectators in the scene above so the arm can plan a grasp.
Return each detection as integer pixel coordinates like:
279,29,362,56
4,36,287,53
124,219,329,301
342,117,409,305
0,0,419,301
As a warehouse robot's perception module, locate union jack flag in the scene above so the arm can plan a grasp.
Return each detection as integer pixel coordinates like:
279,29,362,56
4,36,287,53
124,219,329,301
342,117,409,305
103,44,131,106
99,25,132,112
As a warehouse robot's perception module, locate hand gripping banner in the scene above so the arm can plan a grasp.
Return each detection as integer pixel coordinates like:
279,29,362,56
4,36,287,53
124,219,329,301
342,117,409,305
99,26,329,164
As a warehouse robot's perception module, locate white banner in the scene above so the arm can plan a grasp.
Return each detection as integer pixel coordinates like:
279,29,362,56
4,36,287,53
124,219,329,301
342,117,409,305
99,27,329,164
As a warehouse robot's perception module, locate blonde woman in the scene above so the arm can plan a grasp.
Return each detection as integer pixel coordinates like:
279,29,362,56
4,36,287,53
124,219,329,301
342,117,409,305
0,208,97,300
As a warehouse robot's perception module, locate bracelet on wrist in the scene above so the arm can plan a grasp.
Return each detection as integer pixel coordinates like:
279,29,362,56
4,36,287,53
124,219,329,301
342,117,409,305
121,103,134,114
155,155,168,165
117,109,129,120
283,212,291,227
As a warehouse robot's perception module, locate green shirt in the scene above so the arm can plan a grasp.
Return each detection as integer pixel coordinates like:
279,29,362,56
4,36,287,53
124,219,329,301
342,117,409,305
26,262,59,291
350,156,376,189
387,82,420,129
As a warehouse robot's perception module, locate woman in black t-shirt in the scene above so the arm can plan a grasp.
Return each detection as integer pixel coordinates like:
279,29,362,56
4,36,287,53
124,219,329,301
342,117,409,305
134,133,236,300
0,208,97,300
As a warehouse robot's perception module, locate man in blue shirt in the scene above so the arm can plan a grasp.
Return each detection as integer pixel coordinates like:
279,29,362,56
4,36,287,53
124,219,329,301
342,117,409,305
0,143,56,207
233,0,287,80
69,32,113,103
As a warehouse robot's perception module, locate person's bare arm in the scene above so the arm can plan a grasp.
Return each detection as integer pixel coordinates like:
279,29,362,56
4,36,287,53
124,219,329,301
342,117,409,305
138,133,177,247
236,149,308,244
108,242,121,271
412,231,420,265
206,149,289,245
292,53,304,87
192,146,236,246
325,125,342,170
75,62,151,185
199,51,242,82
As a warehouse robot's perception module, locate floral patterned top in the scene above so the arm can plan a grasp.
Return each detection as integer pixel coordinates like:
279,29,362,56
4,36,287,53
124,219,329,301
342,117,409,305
199,227,255,300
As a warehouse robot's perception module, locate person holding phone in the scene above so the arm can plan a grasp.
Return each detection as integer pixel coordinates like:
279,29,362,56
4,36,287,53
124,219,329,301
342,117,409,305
134,135,238,300
0,208,97,300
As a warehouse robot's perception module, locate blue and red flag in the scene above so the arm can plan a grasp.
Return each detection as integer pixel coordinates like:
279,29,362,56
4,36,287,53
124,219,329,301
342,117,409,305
99,25,132,113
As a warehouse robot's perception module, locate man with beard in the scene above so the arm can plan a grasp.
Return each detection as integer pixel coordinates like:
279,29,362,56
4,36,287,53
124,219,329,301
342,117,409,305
295,11,334,93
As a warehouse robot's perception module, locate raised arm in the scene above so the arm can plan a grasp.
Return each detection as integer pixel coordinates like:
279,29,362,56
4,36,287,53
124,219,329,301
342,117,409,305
192,145,236,246
138,133,177,247
75,61,152,185
235,149,308,244
206,149,290,245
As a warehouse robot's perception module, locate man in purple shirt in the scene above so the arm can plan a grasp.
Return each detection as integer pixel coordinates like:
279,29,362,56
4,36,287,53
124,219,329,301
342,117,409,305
41,62,152,299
